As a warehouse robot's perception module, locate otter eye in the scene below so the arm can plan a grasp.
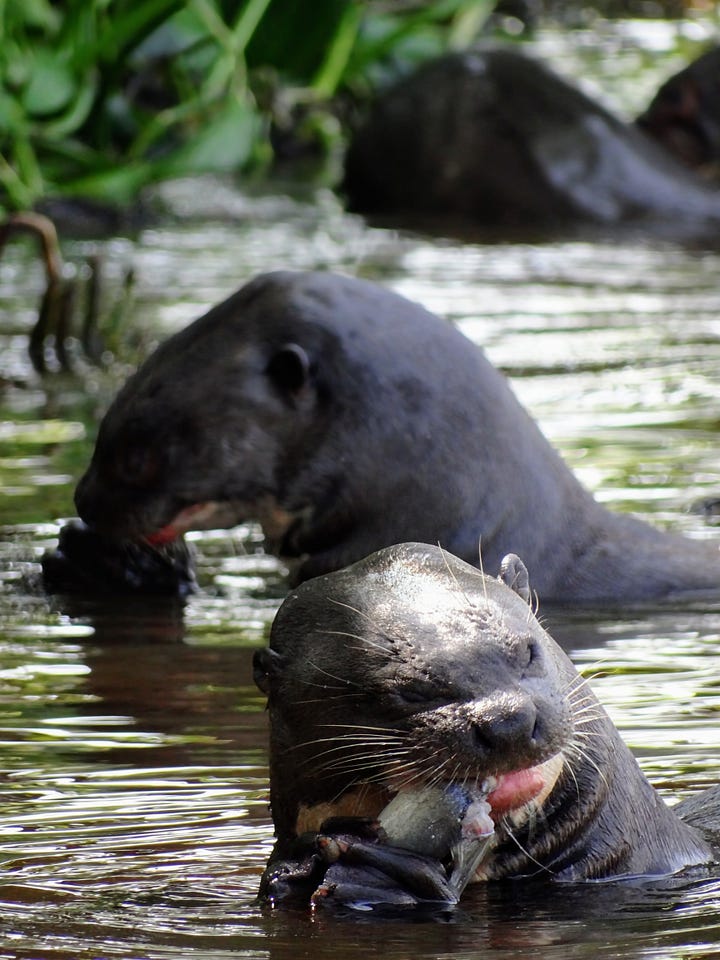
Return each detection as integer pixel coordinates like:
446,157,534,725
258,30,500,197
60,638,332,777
115,442,161,487
397,682,435,705
521,639,538,670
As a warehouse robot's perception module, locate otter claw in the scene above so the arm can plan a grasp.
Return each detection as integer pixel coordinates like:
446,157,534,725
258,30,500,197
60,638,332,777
312,864,429,909
315,834,459,906
258,839,325,906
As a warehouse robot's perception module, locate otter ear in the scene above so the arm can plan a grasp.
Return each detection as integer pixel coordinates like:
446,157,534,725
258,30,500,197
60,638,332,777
253,647,284,695
498,553,532,605
266,343,311,397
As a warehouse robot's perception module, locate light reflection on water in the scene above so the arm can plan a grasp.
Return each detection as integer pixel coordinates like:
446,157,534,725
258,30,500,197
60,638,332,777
2,25,720,959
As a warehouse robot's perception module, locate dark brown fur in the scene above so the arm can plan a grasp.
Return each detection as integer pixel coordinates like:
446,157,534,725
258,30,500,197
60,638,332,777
638,46,720,176
256,543,715,884
74,271,720,602
343,47,720,236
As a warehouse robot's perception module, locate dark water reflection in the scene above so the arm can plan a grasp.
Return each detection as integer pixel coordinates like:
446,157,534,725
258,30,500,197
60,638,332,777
3,22,720,959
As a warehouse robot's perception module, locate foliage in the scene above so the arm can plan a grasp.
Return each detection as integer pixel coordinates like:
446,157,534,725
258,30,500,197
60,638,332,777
0,0,495,214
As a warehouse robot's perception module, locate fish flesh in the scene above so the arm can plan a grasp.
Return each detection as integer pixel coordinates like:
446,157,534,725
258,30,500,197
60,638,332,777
378,783,495,895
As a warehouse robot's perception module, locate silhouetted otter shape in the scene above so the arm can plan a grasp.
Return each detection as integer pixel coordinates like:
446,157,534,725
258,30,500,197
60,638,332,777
638,45,720,177
254,544,717,907
73,270,720,602
343,47,720,234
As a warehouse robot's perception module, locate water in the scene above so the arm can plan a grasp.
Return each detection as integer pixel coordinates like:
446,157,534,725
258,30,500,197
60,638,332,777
3,22,720,959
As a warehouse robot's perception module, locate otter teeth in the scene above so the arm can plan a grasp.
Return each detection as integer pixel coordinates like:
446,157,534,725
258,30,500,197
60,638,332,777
480,776,498,797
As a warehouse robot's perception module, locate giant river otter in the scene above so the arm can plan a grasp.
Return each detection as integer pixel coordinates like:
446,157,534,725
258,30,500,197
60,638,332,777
67,270,720,603
637,46,720,178
343,47,720,235
253,543,718,908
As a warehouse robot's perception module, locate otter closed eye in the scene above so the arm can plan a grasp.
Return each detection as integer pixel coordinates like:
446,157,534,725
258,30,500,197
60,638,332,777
519,639,539,673
396,683,444,706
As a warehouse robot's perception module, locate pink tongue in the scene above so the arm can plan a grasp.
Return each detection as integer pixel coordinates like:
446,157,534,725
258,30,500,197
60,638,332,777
146,525,179,546
145,503,212,546
486,767,545,819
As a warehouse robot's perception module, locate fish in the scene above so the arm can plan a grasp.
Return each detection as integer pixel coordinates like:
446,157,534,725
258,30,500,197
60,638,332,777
378,783,495,895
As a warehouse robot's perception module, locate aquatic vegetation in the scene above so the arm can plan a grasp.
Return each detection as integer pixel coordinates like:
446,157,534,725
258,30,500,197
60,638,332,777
0,0,494,213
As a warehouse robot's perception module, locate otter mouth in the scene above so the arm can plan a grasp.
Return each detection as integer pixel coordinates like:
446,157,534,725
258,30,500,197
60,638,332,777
296,753,566,839
373,753,565,894
144,495,299,547
482,752,564,824
383,752,564,827
453,753,566,886
293,753,566,899
145,501,232,545
458,753,564,884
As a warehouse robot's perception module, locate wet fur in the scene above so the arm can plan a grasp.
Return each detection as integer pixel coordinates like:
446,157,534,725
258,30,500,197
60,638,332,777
257,544,714,882
343,47,720,232
76,271,720,603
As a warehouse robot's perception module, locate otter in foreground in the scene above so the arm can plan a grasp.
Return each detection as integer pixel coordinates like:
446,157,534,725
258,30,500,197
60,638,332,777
253,543,717,908
67,270,720,603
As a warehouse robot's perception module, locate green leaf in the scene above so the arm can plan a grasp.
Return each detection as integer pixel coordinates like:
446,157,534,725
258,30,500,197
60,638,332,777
229,0,274,56
55,161,154,204
0,151,36,208
12,133,44,199
35,75,98,138
157,97,261,175
312,2,363,97
447,0,496,48
5,0,61,33
0,91,26,136
244,0,350,79
21,51,77,117
95,0,187,62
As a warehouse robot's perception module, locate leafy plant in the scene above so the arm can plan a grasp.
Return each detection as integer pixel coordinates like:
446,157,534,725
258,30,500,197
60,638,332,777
0,0,496,213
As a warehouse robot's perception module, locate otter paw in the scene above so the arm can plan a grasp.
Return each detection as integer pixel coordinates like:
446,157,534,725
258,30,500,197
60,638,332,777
259,851,326,906
312,833,459,909
41,519,197,597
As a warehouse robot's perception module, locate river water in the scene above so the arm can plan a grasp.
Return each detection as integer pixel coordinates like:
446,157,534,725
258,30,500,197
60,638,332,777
2,21,720,960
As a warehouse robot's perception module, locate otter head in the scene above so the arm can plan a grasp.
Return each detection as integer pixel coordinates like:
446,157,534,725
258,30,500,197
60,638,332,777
74,277,338,548
257,544,715,883
254,544,579,846
73,270,518,583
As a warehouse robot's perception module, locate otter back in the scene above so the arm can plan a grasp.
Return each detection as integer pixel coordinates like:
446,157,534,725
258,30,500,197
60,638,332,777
73,270,720,602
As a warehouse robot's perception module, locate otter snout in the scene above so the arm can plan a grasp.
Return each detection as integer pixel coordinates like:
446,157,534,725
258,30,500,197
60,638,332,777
74,464,150,539
74,467,127,536
469,691,540,758
416,687,567,777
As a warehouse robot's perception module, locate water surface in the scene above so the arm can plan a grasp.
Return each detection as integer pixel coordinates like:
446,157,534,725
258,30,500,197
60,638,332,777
2,21,720,959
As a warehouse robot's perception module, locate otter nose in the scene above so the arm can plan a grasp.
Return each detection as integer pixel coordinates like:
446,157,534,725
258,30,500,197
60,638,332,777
469,692,540,758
